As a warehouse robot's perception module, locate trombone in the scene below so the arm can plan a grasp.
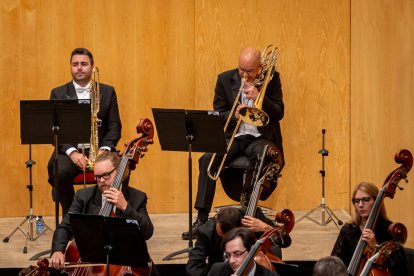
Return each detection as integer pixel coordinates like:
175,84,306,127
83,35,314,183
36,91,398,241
207,45,279,181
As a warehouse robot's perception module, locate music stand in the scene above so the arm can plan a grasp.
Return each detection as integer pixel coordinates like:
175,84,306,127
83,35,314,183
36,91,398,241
152,108,227,260
69,213,152,274
19,100,90,259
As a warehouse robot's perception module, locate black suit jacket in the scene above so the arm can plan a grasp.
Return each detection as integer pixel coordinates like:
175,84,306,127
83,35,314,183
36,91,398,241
50,81,122,153
51,185,154,254
208,261,279,276
186,208,276,276
213,69,284,152
186,219,224,276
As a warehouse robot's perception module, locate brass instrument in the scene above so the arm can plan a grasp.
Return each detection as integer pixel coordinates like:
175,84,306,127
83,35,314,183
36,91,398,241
85,67,101,169
239,45,279,126
207,78,244,180
207,45,279,180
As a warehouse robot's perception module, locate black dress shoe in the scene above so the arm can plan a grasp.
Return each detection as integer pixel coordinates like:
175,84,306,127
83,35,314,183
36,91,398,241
181,218,204,240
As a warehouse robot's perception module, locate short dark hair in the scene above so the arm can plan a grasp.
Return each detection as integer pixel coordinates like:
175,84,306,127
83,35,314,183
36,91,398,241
221,227,256,252
216,207,242,234
312,256,347,276
70,47,94,65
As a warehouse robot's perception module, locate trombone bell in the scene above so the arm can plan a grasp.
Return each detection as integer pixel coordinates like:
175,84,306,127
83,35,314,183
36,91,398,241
239,106,269,127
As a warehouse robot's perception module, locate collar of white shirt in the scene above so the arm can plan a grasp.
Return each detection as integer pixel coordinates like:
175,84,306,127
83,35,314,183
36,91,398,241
73,80,91,93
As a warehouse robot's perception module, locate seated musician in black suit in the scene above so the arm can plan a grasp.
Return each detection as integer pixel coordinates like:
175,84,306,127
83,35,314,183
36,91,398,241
208,227,279,276
186,207,279,276
50,151,156,274
47,47,122,216
183,46,284,240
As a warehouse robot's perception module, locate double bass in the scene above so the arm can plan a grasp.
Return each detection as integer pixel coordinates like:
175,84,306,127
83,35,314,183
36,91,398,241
242,144,294,273
24,119,155,276
347,149,412,276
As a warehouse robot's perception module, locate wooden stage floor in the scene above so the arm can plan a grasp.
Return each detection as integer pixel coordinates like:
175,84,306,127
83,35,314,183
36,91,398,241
0,209,350,270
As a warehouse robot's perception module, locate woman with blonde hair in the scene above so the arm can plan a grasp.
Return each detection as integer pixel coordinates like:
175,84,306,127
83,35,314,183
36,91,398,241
331,182,406,275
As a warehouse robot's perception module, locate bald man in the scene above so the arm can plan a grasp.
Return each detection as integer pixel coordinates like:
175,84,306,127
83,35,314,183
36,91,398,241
182,47,285,240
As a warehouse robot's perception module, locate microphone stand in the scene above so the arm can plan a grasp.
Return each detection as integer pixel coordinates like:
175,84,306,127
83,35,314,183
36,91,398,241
296,129,343,229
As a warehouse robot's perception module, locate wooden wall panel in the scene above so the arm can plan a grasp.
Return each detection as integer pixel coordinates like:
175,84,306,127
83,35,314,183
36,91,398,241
195,0,351,212
0,0,40,216
1,0,350,217
0,0,195,216
2,0,413,255
351,0,414,247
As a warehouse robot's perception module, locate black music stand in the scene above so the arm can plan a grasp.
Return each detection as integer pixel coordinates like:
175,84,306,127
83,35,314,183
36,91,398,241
152,108,227,260
69,213,152,274
19,100,90,259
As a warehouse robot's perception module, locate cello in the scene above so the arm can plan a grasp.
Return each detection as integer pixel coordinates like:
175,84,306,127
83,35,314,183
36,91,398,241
234,227,285,276
243,144,294,271
24,119,155,276
347,149,412,276
360,237,406,276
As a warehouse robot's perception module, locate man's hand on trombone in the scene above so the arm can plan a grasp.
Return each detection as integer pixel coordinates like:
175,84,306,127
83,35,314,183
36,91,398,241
235,81,259,119
243,81,259,101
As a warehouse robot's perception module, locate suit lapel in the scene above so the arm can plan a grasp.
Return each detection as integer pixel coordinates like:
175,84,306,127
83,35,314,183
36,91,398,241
91,187,103,214
65,82,78,100
231,70,241,102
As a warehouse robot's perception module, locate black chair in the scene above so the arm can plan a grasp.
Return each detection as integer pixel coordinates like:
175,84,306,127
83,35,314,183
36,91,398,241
73,170,96,187
219,146,284,203
219,156,251,202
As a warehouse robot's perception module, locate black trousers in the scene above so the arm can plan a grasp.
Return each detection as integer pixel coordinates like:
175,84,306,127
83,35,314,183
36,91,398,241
47,150,86,215
194,135,274,214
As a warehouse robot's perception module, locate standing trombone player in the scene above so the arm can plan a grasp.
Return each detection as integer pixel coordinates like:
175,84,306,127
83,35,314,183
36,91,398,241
182,46,285,240
47,48,122,216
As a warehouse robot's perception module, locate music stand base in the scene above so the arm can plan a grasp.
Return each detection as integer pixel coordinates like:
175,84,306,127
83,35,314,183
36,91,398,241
296,204,342,229
3,215,52,254
162,247,192,261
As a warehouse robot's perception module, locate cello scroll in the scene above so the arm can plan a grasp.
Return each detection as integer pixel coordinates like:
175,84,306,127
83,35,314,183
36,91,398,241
264,209,295,249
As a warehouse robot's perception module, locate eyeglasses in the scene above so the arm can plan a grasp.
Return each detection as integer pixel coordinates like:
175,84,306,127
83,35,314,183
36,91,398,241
352,197,372,204
224,250,247,260
94,168,116,181
238,66,256,75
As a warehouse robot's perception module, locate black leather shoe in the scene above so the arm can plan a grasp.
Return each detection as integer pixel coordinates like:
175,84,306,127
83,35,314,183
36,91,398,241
181,218,204,240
